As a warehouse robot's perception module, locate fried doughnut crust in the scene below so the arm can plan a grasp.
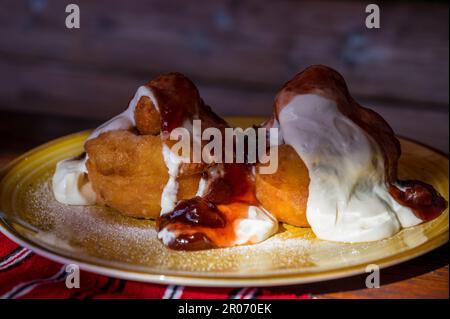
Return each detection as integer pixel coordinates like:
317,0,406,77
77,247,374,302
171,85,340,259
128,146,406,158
85,130,200,219
134,96,161,135
255,144,309,227
255,144,310,227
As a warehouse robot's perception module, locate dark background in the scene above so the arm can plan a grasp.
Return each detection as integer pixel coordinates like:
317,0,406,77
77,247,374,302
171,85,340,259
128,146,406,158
0,0,448,154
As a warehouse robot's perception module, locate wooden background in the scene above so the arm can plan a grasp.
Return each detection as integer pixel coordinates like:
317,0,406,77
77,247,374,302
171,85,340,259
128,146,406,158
0,0,448,153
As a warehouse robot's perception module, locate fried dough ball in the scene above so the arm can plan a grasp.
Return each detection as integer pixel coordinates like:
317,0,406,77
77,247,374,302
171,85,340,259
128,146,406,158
134,96,161,135
85,130,200,219
255,144,310,227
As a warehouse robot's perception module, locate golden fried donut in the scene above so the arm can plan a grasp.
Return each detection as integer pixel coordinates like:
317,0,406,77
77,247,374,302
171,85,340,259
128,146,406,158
85,130,200,219
255,144,310,227
134,96,161,135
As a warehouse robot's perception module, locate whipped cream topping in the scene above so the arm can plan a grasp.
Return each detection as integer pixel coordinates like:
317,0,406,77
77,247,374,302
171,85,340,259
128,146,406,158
277,94,422,242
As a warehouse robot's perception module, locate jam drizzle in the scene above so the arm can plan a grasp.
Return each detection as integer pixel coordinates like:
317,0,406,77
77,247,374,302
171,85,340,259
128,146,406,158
156,163,259,250
389,180,448,222
147,73,228,136
147,73,199,134
149,74,262,251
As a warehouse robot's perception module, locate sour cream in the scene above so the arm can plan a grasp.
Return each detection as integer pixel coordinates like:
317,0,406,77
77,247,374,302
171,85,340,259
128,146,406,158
160,144,185,215
233,206,278,245
277,94,422,242
52,156,96,205
87,85,157,140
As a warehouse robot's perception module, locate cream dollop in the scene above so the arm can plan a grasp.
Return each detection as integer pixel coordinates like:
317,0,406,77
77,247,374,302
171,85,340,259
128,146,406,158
232,206,278,245
52,156,96,205
277,93,421,242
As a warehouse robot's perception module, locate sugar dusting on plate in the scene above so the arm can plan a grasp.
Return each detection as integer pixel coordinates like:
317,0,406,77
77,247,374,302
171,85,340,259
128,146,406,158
9,167,441,277
20,171,320,274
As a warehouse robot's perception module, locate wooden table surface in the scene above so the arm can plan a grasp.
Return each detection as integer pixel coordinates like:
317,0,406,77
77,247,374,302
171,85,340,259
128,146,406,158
0,111,448,299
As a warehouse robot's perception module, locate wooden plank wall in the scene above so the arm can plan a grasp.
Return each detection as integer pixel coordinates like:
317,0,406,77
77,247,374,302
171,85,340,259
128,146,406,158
0,0,448,150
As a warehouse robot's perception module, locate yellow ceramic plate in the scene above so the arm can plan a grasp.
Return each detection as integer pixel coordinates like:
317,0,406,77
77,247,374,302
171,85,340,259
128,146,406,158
0,118,448,287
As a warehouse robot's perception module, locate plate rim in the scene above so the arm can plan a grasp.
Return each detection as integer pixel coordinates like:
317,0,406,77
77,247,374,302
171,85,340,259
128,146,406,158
0,131,448,287
0,220,447,287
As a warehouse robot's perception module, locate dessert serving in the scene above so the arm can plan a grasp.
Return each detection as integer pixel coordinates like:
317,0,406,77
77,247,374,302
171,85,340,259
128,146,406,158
52,65,447,251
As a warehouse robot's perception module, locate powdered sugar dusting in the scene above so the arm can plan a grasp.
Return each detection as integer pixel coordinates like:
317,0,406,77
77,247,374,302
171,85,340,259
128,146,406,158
15,171,401,275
